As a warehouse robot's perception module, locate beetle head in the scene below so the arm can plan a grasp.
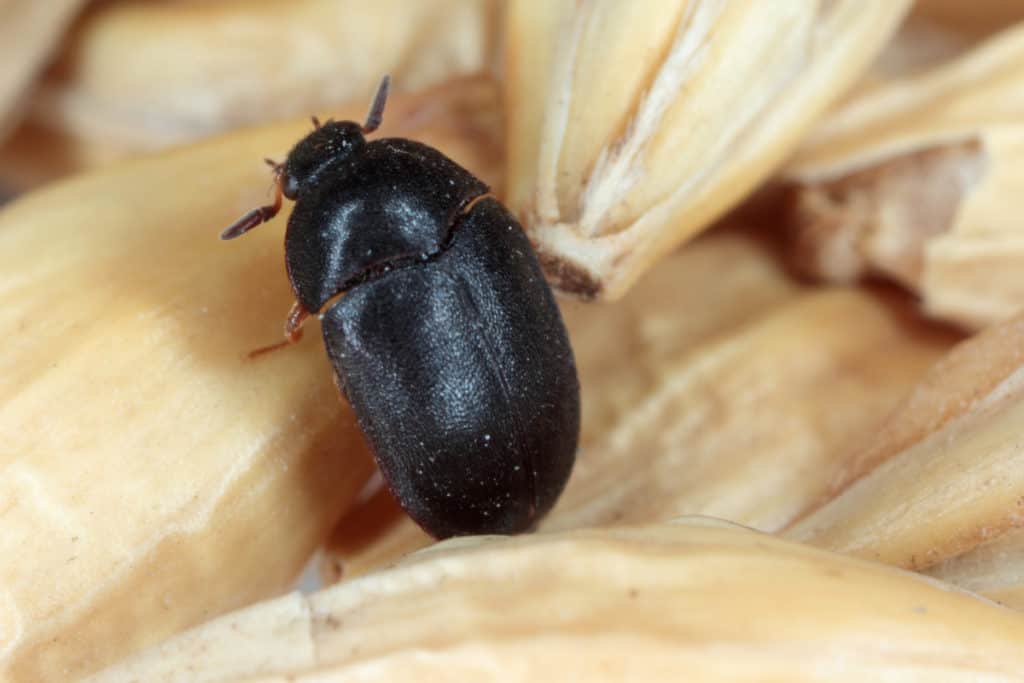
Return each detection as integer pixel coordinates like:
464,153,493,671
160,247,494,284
280,120,365,199
280,76,390,200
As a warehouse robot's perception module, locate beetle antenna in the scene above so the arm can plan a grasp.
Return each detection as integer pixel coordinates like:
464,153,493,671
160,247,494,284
362,75,390,134
263,158,284,194
311,115,321,130
221,170,284,240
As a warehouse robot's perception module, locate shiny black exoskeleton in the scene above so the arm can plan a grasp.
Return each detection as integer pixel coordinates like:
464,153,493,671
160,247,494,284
222,78,580,539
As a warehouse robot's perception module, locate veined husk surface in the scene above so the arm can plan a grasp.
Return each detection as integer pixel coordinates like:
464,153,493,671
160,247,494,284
0,0,86,141
0,78,501,683
782,4,1024,328
90,520,1024,682
504,0,910,299
0,0,499,190
785,311,1024,610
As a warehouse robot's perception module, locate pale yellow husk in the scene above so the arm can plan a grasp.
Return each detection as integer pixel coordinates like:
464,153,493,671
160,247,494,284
783,10,1024,328
0,79,501,682
504,0,910,299
0,0,86,141
929,526,1024,610
911,0,1024,44
785,313,1024,608
0,1,499,191
90,521,1024,682
13,0,498,152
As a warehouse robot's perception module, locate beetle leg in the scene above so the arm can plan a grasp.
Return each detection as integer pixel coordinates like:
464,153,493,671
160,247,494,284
282,301,310,342
247,302,311,358
220,169,284,240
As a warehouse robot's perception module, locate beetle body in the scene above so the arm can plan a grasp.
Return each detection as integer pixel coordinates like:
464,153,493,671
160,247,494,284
223,79,580,539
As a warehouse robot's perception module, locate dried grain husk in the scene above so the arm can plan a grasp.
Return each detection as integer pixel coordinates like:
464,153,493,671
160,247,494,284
911,0,1024,47
928,527,1024,610
0,78,501,683
0,120,118,192
503,0,910,300
320,229,958,581
18,0,498,155
782,15,1024,329
90,520,1024,682
0,0,87,142
785,313,1024,607
866,0,1024,81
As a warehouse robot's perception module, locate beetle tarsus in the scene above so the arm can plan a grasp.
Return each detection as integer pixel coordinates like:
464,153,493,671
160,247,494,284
246,302,310,359
283,301,310,340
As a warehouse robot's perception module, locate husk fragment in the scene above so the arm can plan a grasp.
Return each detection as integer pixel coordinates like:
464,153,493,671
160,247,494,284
91,521,1024,682
782,12,1024,328
928,526,1024,610
0,78,501,682
504,0,910,299
0,0,87,142
0,0,498,188
785,313,1024,607
912,0,1024,45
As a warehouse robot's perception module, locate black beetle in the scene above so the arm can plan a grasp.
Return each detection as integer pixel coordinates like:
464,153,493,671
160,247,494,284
222,77,580,539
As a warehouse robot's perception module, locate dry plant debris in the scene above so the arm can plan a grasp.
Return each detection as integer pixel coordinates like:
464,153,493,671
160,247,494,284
0,0,87,141
0,0,499,188
504,0,910,299
782,6,1024,328
786,313,1024,609
91,521,1024,682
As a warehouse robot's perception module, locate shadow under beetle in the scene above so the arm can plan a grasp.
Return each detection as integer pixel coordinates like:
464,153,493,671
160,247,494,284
222,77,580,539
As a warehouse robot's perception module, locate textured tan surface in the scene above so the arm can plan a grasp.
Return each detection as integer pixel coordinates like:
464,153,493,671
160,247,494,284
0,78,502,683
91,521,1024,682
0,0,498,190
32,0,499,148
782,10,1024,327
504,0,910,300
0,0,86,141
787,314,1024,595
